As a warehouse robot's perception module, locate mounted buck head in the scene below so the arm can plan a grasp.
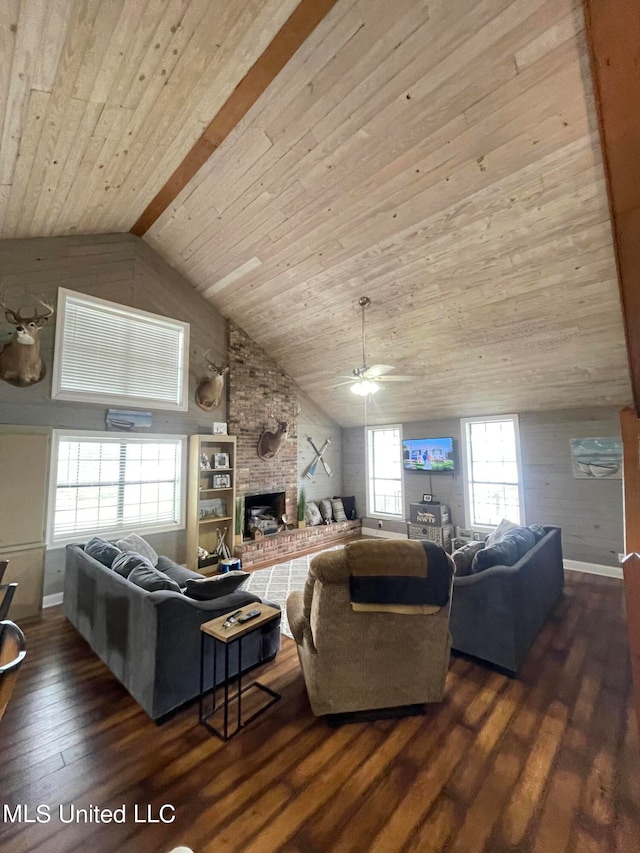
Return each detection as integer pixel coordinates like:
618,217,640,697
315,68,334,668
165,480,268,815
0,293,54,387
195,350,229,412
257,403,300,461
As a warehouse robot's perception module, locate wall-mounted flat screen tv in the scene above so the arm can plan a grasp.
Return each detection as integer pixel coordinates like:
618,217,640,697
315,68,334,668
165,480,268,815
403,437,455,472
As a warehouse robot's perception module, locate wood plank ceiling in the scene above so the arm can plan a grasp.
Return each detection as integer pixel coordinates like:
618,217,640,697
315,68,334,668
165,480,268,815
0,0,633,427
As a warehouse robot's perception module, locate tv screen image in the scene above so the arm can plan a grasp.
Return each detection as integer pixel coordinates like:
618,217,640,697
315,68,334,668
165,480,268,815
403,437,454,472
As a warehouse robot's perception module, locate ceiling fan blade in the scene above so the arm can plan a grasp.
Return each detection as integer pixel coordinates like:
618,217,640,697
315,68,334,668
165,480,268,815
377,375,415,382
362,364,395,378
334,379,357,387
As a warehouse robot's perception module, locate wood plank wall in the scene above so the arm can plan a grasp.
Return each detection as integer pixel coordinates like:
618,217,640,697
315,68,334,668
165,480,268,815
297,391,343,505
343,407,624,566
0,233,229,595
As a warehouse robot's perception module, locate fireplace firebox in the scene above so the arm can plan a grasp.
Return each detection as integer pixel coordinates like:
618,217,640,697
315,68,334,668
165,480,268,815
244,491,286,538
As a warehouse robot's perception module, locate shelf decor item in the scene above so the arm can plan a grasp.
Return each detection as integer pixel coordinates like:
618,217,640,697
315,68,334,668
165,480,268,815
297,485,307,529
199,498,226,520
200,453,212,470
235,496,245,546
213,473,231,489
213,452,229,469
213,422,228,434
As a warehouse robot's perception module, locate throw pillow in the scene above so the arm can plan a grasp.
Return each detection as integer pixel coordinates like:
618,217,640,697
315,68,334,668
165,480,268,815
319,498,333,523
501,526,537,560
528,524,547,541
451,540,485,577
183,570,249,601
305,501,323,526
115,532,159,567
112,551,155,579
341,495,356,520
127,563,182,593
85,537,122,568
331,497,347,522
472,538,519,573
485,518,520,547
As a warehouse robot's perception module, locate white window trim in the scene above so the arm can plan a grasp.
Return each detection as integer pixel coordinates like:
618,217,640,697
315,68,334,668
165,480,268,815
365,423,405,519
47,429,188,549
51,288,190,411
460,414,525,532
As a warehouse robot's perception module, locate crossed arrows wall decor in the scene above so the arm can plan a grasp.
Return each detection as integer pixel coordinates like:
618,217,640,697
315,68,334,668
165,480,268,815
304,435,333,479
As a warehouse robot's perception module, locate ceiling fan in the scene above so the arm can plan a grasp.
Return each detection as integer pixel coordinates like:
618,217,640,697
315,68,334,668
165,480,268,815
335,296,415,395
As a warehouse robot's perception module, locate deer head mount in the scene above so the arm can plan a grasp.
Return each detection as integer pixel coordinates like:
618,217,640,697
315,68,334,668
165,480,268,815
0,293,54,387
195,350,229,412
257,403,300,461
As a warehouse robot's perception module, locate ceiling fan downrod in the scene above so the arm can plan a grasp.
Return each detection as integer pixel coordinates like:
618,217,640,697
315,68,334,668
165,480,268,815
358,295,370,373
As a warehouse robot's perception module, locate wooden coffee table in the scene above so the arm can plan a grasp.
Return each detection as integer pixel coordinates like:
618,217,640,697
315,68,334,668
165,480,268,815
199,603,281,740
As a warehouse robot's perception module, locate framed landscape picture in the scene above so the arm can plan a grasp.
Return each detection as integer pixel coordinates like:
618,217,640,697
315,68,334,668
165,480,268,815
570,436,622,479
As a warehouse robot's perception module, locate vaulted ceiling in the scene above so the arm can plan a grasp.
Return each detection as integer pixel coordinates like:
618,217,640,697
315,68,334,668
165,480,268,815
0,0,632,427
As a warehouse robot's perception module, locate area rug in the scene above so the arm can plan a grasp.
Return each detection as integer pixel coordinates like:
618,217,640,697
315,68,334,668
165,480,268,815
243,545,343,638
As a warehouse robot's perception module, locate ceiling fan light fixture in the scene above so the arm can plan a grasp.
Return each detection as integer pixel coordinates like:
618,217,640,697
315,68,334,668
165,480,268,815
351,379,380,396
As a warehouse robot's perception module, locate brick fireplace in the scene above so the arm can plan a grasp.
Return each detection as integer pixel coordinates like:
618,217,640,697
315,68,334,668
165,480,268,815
226,322,360,568
227,320,298,521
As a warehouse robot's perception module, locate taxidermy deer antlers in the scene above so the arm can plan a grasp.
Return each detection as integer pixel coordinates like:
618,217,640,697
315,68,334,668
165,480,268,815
0,292,54,387
195,350,229,412
257,403,300,460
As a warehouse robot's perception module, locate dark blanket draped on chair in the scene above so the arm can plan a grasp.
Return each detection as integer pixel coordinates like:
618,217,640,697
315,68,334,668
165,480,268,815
348,539,452,615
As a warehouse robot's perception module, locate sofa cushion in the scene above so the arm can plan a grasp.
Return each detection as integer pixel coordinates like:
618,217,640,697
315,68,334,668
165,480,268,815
452,540,485,577
501,526,537,560
319,498,333,522
305,501,323,526
528,524,547,542
85,537,122,568
485,518,520,547
183,570,249,601
156,555,202,586
341,495,356,520
112,551,153,579
331,497,347,522
115,532,159,567
127,562,182,593
472,538,519,573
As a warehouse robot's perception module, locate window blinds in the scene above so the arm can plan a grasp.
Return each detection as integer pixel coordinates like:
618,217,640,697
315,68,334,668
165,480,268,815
51,434,184,543
53,289,189,409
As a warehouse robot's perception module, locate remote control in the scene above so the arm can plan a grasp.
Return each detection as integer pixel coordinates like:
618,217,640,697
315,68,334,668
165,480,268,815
237,609,261,623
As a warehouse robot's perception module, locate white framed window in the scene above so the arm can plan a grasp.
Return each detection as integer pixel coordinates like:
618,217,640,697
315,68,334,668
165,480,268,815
52,288,190,410
48,431,187,546
461,415,525,529
366,425,404,518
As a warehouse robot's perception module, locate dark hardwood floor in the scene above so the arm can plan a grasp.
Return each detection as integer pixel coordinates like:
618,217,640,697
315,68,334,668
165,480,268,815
1,571,638,853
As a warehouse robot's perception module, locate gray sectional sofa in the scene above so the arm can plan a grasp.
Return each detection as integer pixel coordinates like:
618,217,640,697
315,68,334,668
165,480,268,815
63,544,281,721
449,526,564,674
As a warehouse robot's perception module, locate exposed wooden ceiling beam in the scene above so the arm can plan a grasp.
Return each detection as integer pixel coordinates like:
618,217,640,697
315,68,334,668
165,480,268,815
130,0,340,237
584,0,640,415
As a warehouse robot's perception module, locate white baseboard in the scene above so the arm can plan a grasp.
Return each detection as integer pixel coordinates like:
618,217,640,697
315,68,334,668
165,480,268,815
564,559,622,579
361,527,408,540
43,592,64,608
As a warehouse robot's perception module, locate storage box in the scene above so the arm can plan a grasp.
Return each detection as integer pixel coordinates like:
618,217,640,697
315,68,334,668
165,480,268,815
409,503,450,526
408,522,453,553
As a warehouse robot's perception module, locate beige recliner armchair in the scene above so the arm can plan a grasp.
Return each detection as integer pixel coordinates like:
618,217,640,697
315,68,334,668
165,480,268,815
286,540,454,717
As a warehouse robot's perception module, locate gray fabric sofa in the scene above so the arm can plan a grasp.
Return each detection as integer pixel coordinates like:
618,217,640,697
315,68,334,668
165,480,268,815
63,544,281,721
449,526,564,674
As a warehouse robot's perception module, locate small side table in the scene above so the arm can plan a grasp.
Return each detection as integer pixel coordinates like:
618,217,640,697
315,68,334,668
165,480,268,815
199,603,281,740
